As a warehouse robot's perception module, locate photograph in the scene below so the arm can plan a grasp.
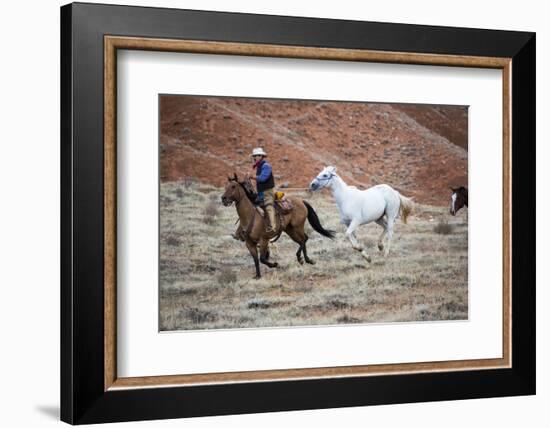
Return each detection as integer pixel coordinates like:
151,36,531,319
159,94,469,331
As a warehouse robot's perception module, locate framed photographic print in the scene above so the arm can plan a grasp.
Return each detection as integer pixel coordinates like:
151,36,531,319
60,2,535,424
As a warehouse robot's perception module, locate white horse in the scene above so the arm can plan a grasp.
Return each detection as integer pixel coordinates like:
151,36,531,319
309,166,414,262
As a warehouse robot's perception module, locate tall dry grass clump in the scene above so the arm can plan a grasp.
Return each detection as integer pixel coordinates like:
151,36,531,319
203,200,220,225
433,220,453,235
217,267,237,285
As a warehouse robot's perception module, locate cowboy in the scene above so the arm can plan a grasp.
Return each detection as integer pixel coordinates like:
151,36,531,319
248,147,277,233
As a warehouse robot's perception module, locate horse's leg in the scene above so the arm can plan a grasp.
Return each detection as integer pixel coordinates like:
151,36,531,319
291,228,315,265
301,233,315,265
375,217,388,252
259,239,278,268
295,247,303,264
383,198,401,257
292,213,316,264
346,220,371,262
284,225,305,265
232,222,245,241
245,239,261,278
384,216,395,257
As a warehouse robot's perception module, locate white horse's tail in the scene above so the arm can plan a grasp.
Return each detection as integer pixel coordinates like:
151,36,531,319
397,192,414,224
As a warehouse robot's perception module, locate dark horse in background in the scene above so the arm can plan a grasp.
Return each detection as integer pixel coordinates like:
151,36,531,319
221,174,334,279
450,186,468,216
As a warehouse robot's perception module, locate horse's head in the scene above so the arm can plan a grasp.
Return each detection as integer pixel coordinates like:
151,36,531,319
310,166,337,191
450,186,468,216
221,173,257,206
221,174,243,206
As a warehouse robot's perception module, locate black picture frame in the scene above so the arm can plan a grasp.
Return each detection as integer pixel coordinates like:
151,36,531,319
61,2,535,424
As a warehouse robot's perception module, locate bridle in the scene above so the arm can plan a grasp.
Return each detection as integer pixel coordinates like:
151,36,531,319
225,179,249,205
314,172,336,189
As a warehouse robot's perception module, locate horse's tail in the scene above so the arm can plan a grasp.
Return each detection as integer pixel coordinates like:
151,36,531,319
303,201,335,239
397,192,414,224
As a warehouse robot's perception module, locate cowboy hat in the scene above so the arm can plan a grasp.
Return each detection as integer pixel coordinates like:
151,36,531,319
250,147,267,157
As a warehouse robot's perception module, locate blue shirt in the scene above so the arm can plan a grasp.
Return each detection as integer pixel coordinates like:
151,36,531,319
256,161,272,183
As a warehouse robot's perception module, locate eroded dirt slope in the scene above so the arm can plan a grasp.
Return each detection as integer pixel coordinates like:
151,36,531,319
160,96,468,206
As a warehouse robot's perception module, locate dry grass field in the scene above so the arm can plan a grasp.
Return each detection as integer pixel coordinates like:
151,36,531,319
159,180,468,331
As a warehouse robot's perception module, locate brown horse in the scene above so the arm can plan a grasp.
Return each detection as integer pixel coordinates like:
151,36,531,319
450,186,468,216
221,174,334,278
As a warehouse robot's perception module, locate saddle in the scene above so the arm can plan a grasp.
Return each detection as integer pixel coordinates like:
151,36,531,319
254,191,294,215
274,191,293,214
249,192,292,242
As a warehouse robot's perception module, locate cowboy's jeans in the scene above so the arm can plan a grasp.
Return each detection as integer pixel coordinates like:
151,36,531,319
263,188,277,231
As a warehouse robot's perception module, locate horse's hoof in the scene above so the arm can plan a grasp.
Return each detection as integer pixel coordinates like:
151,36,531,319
271,262,278,268
306,259,316,265
254,275,261,279
378,243,384,252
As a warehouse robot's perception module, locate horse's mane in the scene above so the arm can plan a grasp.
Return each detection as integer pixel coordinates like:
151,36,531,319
229,176,258,204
